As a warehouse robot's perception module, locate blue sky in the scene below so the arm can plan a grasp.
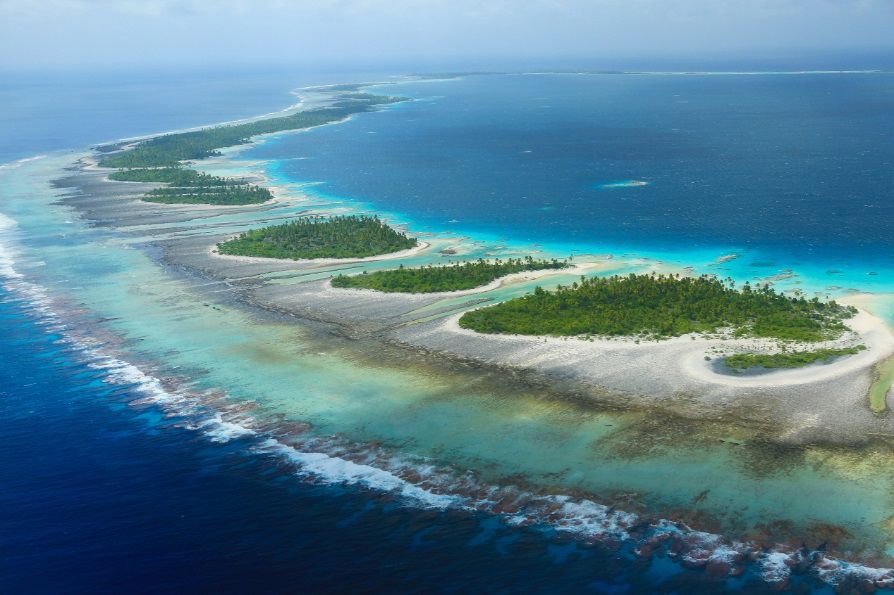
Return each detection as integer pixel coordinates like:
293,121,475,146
1,0,892,70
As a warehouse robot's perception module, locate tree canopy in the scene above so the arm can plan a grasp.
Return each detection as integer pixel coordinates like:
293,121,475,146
109,167,272,205
458,273,856,341
217,215,417,260
98,94,404,169
99,92,405,206
723,346,865,370
332,257,567,293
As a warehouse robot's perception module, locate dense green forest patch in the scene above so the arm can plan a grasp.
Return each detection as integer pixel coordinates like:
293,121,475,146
143,185,272,205
331,257,568,293
98,94,404,169
109,167,272,205
458,273,857,341
723,346,866,371
217,215,417,260
869,356,894,413
109,167,234,185
99,92,404,205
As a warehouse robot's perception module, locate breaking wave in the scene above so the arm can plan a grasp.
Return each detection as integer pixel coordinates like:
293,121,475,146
0,154,47,171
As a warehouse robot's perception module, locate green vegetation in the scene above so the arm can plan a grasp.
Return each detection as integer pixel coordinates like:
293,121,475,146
723,346,866,371
99,92,404,205
331,257,568,293
458,273,857,341
143,186,272,205
143,184,273,205
217,215,417,260
108,167,272,205
869,356,894,413
99,94,404,169
108,167,232,185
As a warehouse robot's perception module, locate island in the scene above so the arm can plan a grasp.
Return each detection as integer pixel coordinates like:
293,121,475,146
458,273,855,342
331,257,568,293
98,92,405,205
109,167,273,205
723,346,866,371
217,215,418,260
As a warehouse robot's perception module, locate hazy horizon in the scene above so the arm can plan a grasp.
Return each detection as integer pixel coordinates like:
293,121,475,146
1,0,892,72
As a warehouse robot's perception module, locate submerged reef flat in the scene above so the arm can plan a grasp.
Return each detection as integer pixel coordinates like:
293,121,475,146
51,153,894,588
61,150,894,447
36,81,894,589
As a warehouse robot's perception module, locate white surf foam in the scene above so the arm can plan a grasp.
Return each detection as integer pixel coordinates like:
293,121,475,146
0,154,47,171
256,439,457,509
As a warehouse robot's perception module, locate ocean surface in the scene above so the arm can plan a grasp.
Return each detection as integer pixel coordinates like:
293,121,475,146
2,67,893,593
249,72,894,313
259,73,894,254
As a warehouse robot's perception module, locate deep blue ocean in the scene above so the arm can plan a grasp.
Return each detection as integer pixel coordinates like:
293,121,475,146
250,72,894,271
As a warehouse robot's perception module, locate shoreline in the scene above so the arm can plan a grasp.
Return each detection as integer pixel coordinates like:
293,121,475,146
211,239,433,265
439,306,894,390
324,260,615,299
5,246,891,589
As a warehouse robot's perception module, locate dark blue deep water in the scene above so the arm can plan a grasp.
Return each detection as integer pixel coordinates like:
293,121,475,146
249,73,894,267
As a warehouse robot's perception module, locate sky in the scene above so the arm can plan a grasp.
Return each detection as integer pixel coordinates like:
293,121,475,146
1,0,892,71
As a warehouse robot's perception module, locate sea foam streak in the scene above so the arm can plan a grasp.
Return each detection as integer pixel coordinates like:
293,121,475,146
598,180,649,189
0,155,47,171
2,205,893,591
